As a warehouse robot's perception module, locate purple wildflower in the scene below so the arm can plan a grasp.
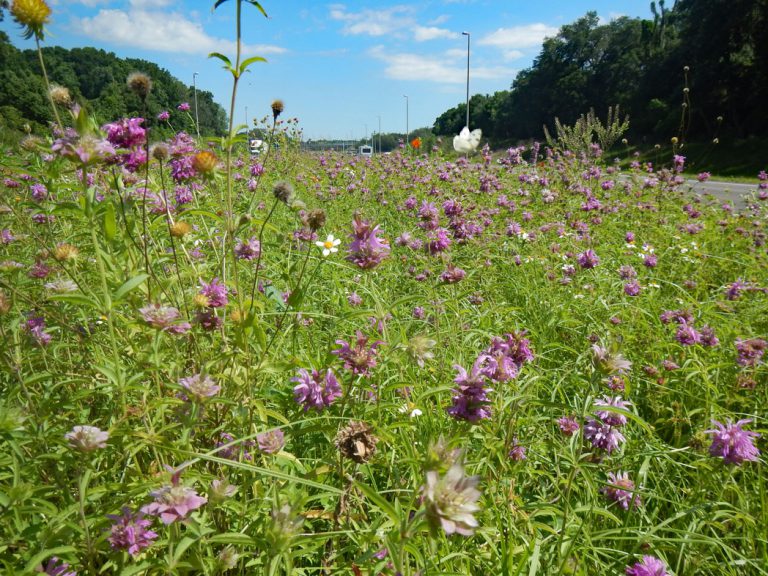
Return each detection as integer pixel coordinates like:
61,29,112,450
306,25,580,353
65,425,109,452
234,237,261,261
178,373,220,401
30,183,48,201
699,325,719,347
199,278,228,308
140,304,180,329
447,360,493,422
594,396,631,427
347,292,363,307
40,557,77,576
508,438,526,461
706,419,760,465
675,322,701,346
103,117,146,149
257,429,286,454
643,254,658,268
626,555,668,576
177,102,191,111
735,338,767,367
333,331,383,376
346,214,390,270
584,419,625,454
624,281,641,296
24,315,51,346
107,507,158,557
602,471,641,510
618,265,637,280
440,264,466,284
141,471,207,524
292,368,342,411
157,110,170,121
426,228,452,255
577,249,599,269
558,416,580,436
726,279,746,300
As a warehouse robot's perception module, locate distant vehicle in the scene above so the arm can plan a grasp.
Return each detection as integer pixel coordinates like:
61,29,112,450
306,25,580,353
358,145,373,157
249,139,267,155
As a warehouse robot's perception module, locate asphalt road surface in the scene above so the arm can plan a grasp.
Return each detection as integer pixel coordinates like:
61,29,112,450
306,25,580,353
684,179,761,209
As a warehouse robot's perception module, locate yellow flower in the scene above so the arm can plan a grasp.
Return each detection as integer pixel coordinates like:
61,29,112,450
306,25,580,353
11,0,52,39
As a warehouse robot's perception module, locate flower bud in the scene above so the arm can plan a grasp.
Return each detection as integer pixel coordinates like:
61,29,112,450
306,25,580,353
271,99,284,119
127,72,152,100
272,180,294,205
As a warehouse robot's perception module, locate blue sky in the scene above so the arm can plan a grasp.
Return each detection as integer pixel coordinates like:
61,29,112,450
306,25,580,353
2,0,656,140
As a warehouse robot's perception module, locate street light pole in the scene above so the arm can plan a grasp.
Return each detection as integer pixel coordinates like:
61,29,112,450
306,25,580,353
377,115,381,154
462,31,470,129
245,105,248,137
403,94,409,147
192,72,200,140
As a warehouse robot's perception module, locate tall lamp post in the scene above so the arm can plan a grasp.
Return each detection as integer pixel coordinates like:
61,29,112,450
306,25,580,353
377,115,381,154
192,72,200,139
403,94,409,147
245,105,249,137
462,31,470,129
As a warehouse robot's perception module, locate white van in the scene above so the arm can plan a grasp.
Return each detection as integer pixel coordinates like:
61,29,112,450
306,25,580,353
358,145,373,157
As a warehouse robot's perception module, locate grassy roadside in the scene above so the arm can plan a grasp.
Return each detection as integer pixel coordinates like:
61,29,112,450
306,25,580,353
614,137,767,181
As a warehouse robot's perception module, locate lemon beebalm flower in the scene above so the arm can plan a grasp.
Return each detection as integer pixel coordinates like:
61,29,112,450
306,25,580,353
316,234,341,257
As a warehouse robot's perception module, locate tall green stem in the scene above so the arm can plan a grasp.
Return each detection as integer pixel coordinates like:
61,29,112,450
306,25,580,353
35,36,63,131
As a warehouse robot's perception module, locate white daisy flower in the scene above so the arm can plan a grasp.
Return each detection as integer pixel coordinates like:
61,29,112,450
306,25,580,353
315,234,341,257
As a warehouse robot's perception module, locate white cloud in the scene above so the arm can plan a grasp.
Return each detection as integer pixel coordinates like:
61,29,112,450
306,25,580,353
369,45,514,83
478,23,558,49
413,26,456,42
71,7,286,56
329,4,414,37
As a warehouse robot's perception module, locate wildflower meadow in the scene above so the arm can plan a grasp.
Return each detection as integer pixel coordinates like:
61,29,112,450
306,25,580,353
1,1,767,575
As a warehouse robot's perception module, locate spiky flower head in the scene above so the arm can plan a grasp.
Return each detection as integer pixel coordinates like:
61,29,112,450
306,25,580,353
602,471,641,510
53,243,79,262
192,150,218,175
422,461,481,536
151,143,170,162
65,425,109,452
706,418,760,465
11,0,51,40
306,208,326,231
106,507,158,557
334,420,379,463
271,99,284,119
141,470,207,525
169,221,192,238
272,180,295,204
127,72,152,100
48,84,72,107
625,555,668,576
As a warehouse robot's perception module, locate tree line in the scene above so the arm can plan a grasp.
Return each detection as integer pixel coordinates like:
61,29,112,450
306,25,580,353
0,31,227,137
433,0,768,147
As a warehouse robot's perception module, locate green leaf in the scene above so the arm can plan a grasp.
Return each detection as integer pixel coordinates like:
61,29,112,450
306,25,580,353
24,547,78,573
239,55,267,76
113,273,149,302
353,481,400,525
212,0,230,11
207,533,255,545
48,292,99,309
208,52,235,75
246,0,269,18
171,536,197,566
103,202,117,242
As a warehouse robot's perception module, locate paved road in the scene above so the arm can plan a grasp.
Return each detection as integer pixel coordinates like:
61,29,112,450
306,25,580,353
684,179,760,209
